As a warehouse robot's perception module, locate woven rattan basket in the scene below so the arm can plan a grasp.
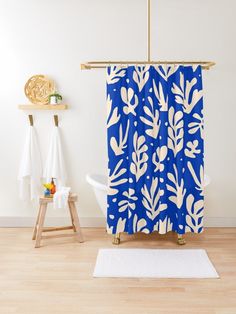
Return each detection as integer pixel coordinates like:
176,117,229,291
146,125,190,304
24,75,55,105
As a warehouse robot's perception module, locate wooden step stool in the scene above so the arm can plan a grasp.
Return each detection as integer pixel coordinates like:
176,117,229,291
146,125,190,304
32,193,83,248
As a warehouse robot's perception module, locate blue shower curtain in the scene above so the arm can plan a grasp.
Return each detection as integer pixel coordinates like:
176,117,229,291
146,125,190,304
107,65,204,235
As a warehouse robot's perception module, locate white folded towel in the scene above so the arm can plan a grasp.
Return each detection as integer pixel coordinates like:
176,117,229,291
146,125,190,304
43,126,67,188
18,126,42,201
53,187,71,209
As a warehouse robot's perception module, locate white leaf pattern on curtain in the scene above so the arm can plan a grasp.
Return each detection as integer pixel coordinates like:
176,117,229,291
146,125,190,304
107,65,204,235
153,80,168,111
108,159,128,195
155,65,179,81
133,66,150,91
121,87,138,116
141,177,167,220
140,96,161,138
166,164,186,209
118,188,138,213
188,112,204,139
110,120,130,156
167,107,184,156
185,194,204,232
171,72,203,114
133,214,148,233
130,131,148,182
107,66,127,85
152,145,168,172
107,94,120,128
158,216,174,234
187,161,204,196
185,140,200,158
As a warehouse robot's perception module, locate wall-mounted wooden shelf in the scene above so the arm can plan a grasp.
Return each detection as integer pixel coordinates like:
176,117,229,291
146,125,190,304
18,104,68,110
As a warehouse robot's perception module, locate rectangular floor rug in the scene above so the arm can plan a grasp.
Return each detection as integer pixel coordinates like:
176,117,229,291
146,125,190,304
93,248,219,278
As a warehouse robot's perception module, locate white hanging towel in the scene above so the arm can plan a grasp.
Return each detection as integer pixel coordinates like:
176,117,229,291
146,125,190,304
18,126,42,201
43,126,67,188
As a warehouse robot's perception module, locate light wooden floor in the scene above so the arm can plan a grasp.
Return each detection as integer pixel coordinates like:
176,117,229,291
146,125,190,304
0,228,236,314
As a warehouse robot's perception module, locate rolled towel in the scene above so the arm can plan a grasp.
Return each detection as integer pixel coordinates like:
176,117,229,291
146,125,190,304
53,187,71,209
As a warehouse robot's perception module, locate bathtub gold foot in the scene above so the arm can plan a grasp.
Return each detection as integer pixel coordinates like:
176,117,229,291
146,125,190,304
177,234,186,245
112,233,120,245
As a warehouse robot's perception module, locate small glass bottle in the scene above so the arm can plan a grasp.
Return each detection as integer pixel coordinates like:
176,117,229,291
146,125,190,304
50,178,56,195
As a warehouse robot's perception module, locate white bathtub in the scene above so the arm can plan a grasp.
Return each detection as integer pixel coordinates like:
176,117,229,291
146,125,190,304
86,174,108,217
86,173,211,218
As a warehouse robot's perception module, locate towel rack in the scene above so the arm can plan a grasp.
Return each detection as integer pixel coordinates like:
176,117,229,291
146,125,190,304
25,114,60,126
27,114,59,126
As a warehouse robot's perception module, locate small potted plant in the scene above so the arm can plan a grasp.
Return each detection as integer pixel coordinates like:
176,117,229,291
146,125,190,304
49,92,63,105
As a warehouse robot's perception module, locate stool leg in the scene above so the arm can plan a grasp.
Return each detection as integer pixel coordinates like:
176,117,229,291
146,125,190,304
69,201,84,243
35,204,47,248
32,205,42,240
68,203,76,232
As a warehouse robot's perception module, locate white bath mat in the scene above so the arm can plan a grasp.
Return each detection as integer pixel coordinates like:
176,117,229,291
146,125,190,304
93,248,219,278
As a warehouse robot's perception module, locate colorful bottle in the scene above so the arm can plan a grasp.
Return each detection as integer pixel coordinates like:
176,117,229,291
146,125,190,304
44,188,51,197
50,178,56,195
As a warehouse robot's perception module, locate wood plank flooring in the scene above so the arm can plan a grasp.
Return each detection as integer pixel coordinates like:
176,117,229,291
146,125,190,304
0,228,235,314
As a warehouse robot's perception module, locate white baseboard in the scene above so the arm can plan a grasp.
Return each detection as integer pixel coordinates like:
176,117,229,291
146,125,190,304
0,216,235,228
204,217,236,227
0,216,106,228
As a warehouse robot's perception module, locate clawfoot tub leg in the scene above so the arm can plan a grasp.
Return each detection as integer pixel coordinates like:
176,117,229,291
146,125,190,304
177,233,186,245
112,233,120,245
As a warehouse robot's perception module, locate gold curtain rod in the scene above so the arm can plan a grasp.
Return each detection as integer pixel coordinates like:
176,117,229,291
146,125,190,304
80,0,215,71
81,61,215,70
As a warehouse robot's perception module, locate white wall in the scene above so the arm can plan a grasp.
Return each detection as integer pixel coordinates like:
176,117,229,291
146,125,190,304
0,0,235,226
